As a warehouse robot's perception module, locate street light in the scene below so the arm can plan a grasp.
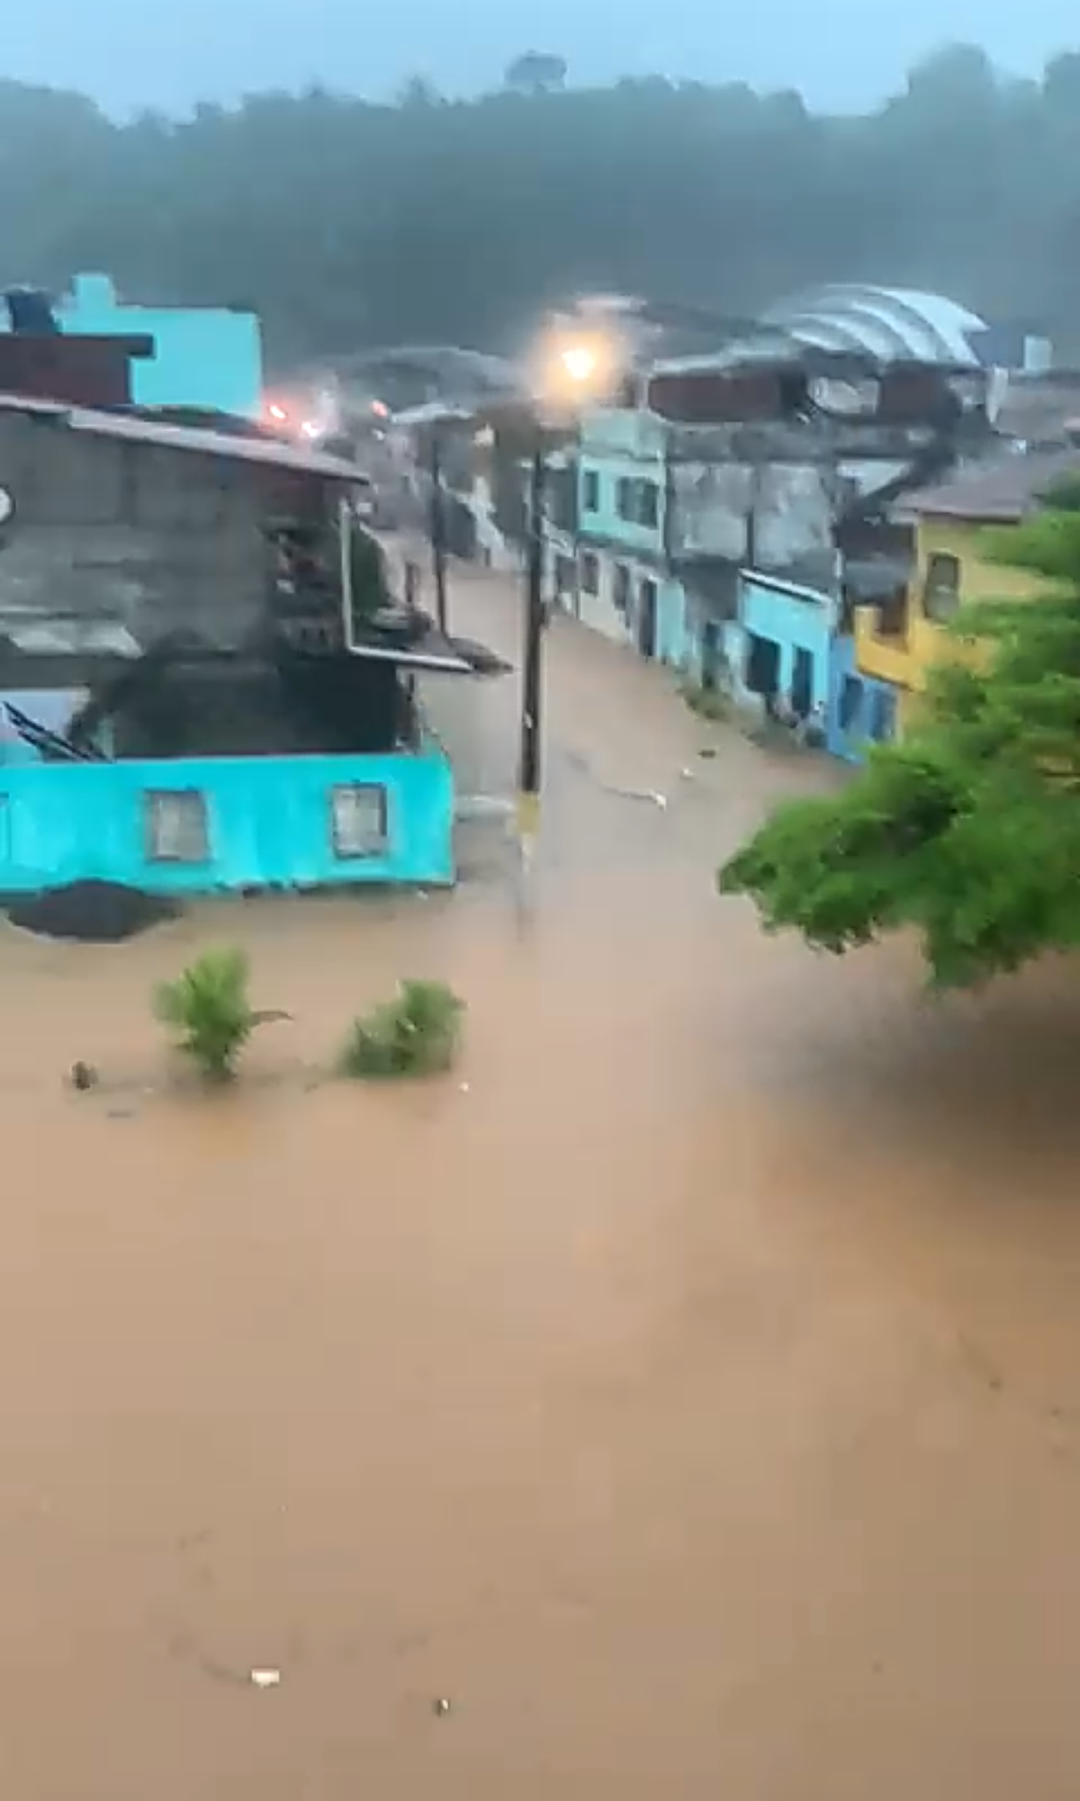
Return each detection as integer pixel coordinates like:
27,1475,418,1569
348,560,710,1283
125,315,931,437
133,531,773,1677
559,344,599,386
516,333,613,859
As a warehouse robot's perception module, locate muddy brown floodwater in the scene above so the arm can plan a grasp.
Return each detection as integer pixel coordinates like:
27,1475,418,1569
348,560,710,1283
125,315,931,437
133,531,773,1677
4,558,1080,1799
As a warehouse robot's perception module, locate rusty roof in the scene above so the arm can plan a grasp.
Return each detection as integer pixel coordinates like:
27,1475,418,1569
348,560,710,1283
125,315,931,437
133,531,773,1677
0,393,367,481
896,447,1080,523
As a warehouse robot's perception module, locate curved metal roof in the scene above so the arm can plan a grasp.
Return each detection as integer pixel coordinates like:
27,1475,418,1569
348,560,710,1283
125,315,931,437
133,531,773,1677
760,285,989,367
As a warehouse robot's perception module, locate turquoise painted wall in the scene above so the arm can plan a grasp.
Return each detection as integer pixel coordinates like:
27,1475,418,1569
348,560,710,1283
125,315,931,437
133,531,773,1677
736,574,834,709
577,407,667,558
655,577,693,667
0,751,454,893
58,273,263,417
827,634,899,762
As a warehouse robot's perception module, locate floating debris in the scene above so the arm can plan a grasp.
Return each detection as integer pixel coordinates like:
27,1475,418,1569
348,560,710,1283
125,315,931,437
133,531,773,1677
608,785,668,808
69,1060,98,1092
250,1669,281,1690
432,1697,452,1717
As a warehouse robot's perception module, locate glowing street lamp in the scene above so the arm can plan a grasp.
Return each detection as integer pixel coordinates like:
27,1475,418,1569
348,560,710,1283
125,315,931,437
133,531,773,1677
559,343,599,386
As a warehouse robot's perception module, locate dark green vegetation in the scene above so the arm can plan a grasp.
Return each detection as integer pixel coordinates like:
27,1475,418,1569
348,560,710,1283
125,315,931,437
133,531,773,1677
680,678,730,723
153,951,464,1084
720,487,1080,991
339,980,466,1080
7,42,1080,359
154,946,284,1081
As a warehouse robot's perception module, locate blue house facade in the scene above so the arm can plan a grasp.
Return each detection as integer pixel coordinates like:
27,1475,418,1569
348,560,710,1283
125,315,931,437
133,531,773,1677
728,572,835,721
0,748,455,893
827,632,899,762
571,407,688,662
57,273,263,417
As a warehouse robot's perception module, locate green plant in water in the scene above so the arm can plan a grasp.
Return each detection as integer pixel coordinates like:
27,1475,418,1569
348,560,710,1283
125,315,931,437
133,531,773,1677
154,946,284,1082
679,677,729,722
339,978,465,1080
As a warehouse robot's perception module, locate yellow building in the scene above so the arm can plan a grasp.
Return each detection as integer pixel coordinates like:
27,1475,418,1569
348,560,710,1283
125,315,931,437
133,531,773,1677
855,448,1080,721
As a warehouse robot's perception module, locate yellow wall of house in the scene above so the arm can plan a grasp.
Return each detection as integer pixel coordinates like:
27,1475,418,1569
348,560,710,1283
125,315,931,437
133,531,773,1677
855,515,1054,698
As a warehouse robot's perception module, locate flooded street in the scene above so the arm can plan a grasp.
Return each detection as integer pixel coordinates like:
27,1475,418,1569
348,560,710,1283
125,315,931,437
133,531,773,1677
4,559,1080,1797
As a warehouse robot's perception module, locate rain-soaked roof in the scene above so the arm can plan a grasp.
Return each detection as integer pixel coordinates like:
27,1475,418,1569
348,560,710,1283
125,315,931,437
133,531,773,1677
0,393,366,481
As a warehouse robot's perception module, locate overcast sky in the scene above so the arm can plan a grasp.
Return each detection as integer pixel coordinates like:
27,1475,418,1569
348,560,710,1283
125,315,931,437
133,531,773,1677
6,0,1078,115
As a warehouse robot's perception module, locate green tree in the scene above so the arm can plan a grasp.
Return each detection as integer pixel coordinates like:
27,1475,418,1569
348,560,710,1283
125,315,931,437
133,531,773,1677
718,485,1080,991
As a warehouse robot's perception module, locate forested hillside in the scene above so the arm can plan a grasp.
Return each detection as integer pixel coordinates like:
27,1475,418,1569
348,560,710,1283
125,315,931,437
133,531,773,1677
2,42,1078,362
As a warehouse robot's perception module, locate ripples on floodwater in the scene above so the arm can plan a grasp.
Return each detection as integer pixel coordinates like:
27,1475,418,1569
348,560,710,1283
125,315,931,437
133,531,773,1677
0,565,1079,1797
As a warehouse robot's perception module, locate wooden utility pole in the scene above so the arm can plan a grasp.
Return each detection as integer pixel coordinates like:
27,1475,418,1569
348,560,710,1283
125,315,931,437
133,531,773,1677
516,436,546,851
429,432,449,634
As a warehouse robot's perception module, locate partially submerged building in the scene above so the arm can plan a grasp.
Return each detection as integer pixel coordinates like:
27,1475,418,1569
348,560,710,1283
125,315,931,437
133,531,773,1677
852,445,1080,732
0,397,498,898
568,346,990,682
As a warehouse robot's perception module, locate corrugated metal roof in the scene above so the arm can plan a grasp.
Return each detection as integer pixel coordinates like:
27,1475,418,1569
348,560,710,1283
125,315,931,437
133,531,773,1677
763,285,988,367
0,393,366,480
897,448,1080,522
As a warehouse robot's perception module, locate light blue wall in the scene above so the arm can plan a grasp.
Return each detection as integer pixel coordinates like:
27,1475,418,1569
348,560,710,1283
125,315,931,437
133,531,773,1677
656,577,693,667
58,273,263,417
736,573,834,709
577,406,667,558
827,634,899,762
0,750,454,893
578,407,668,459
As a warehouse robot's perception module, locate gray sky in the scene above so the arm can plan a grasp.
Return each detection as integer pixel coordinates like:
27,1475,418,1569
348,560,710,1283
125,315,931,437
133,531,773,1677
7,0,1078,115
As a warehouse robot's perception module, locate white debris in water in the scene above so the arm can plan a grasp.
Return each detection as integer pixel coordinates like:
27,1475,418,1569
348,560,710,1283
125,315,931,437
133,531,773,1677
459,1081,471,1094
608,785,669,807
250,1669,281,1690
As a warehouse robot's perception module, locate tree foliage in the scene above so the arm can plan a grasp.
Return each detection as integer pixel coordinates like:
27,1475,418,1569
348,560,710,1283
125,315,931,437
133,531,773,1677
2,45,1079,363
719,490,1080,991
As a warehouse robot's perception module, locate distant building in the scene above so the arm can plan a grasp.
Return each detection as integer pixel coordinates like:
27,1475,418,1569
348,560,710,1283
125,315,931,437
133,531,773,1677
55,273,263,418
563,348,986,680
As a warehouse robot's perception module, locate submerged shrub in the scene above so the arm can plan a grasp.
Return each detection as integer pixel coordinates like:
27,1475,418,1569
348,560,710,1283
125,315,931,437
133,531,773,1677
679,678,729,722
154,946,284,1082
339,978,465,1080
